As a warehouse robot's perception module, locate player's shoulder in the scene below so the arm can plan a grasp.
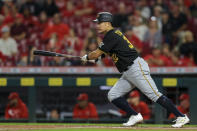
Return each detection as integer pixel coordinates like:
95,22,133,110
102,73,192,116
104,29,121,41
106,29,120,36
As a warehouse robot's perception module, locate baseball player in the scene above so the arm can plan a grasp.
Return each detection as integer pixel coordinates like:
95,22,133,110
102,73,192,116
81,12,189,127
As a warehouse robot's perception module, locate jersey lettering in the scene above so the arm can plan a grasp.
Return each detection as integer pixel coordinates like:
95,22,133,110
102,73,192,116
111,53,118,63
115,30,134,49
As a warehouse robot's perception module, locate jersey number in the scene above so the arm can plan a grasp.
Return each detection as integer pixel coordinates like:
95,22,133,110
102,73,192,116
115,30,134,49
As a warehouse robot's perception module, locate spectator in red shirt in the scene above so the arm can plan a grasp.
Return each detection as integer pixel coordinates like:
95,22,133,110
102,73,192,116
169,93,190,119
168,51,183,66
124,25,143,54
73,93,98,119
61,1,76,18
75,0,95,17
120,90,151,120
22,7,38,28
179,56,196,66
161,44,178,66
55,0,67,13
10,14,27,41
42,13,70,41
35,11,49,32
144,47,168,67
5,92,28,119
1,4,14,26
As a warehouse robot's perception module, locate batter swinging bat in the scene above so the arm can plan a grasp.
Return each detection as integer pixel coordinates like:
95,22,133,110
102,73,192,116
33,50,95,63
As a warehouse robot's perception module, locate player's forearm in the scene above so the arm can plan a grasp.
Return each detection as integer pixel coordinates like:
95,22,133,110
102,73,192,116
87,51,100,60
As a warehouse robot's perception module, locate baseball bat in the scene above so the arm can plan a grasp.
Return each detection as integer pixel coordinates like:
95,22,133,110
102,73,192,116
33,50,95,63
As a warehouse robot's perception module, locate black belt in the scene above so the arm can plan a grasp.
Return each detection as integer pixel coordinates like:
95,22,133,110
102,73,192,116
123,64,132,72
123,57,139,72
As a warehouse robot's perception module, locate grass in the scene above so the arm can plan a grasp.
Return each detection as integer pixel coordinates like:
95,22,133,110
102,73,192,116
0,123,196,131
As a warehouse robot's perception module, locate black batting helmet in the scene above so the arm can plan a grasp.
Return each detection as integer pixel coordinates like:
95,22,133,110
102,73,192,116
93,12,113,23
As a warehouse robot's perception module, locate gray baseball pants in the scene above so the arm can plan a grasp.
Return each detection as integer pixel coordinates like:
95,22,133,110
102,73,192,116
108,57,162,102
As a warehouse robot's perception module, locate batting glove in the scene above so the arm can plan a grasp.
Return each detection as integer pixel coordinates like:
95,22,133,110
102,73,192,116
81,54,89,62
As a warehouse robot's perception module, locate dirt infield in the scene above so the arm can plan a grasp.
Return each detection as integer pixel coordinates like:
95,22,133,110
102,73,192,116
0,124,197,131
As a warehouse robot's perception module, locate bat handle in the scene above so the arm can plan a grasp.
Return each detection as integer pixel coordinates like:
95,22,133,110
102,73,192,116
88,60,96,63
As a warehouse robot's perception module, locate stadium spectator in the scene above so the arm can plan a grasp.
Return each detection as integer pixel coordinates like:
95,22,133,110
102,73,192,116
27,46,41,66
161,44,171,59
179,56,196,66
85,40,98,53
0,15,5,36
189,0,197,17
137,0,151,19
41,0,59,17
0,26,18,59
22,6,37,28
161,44,176,66
82,28,101,54
55,0,67,13
153,0,168,12
124,25,143,54
47,33,61,52
161,10,173,45
131,15,148,42
179,31,197,64
42,13,70,41
73,93,98,119
170,3,188,46
112,2,128,28
11,14,27,41
63,29,84,56
0,1,3,10
152,5,163,30
8,4,19,21
144,16,162,48
144,47,168,67
169,93,190,119
1,4,14,26
61,1,75,18
35,11,49,32
81,38,98,66
5,92,28,119
168,52,183,66
75,0,95,17
119,90,151,120
19,0,40,16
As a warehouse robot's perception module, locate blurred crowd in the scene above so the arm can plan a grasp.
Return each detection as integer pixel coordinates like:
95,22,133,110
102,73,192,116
0,0,196,67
